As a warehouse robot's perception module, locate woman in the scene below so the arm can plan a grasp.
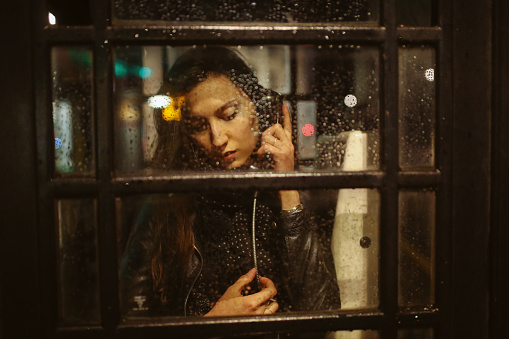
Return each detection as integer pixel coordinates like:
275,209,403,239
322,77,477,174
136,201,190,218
121,46,341,317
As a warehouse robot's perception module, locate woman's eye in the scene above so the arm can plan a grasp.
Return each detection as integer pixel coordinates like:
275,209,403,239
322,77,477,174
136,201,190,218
223,107,238,121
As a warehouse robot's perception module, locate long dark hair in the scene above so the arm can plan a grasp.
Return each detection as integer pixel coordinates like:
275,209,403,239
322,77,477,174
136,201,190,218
149,194,194,307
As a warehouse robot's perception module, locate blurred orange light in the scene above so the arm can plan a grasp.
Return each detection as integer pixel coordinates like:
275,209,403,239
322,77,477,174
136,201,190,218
162,96,185,121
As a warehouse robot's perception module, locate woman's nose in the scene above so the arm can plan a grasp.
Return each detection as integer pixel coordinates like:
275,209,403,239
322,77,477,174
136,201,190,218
210,122,228,148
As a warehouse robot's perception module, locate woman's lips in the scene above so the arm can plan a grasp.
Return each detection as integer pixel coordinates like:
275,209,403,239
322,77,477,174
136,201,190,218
223,150,236,161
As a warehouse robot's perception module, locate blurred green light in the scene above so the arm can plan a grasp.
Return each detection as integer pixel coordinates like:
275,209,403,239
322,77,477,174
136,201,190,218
138,67,153,79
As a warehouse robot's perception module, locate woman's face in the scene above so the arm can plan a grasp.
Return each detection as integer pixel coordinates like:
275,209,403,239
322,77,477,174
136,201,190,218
184,74,259,169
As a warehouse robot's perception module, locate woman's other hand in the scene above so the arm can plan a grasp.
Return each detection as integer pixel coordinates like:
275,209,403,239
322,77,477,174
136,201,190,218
204,268,279,317
257,103,294,172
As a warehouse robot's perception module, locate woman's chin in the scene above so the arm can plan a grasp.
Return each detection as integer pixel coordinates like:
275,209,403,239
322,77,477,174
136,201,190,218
226,158,251,170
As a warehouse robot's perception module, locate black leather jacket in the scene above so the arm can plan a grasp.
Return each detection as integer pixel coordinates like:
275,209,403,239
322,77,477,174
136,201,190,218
120,192,341,317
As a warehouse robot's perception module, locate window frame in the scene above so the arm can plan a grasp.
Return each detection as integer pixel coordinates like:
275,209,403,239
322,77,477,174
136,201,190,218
0,0,501,338
39,0,449,336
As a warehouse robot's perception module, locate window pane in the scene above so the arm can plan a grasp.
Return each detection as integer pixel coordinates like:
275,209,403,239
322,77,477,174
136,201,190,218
397,0,433,27
398,190,435,308
117,189,376,318
332,189,380,309
296,45,380,170
398,46,436,170
113,45,380,175
112,0,379,24
57,199,100,324
52,46,95,177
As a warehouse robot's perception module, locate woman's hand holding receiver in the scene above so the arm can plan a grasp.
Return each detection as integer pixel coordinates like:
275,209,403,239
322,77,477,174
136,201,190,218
256,103,300,210
204,268,279,317
257,103,294,172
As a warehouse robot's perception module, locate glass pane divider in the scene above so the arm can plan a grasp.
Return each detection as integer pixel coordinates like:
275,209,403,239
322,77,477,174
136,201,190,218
435,0,454,338
381,0,400,338
396,27,443,42
33,7,60,334
116,311,386,337
398,171,441,187
104,26,387,44
109,172,385,194
45,171,442,196
42,25,386,43
44,27,95,43
92,0,119,330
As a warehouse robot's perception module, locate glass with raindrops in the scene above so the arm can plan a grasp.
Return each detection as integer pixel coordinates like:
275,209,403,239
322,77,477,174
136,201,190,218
57,199,100,324
51,46,95,177
397,0,433,27
112,0,379,24
399,46,436,171
398,189,436,309
113,44,380,175
117,189,379,318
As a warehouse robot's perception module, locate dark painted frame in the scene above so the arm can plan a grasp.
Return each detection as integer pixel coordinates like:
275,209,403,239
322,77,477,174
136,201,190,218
0,0,504,338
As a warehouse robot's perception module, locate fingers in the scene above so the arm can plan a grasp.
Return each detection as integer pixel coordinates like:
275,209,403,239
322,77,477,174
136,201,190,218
261,125,292,150
246,285,278,315
228,268,256,295
260,104,292,149
248,276,277,307
259,276,276,290
263,300,279,315
237,275,277,306
257,125,295,172
282,103,292,135
207,274,279,317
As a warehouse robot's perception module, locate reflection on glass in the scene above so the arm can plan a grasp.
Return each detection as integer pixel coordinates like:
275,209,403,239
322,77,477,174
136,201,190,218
326,330,380,339
117,190,353,318
113,45,379,175
57,199,99,324
398,190,435,308
332,189,379,309
399,46,436,170
398,328,433,339
397,0,433,26
112,0,379,23
52,46,95,177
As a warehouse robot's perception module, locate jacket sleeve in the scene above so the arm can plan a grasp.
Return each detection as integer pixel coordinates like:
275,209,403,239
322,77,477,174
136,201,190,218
278,208,342,311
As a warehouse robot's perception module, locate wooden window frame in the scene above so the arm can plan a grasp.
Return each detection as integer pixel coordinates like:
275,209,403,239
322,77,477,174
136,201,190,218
1,0,505,338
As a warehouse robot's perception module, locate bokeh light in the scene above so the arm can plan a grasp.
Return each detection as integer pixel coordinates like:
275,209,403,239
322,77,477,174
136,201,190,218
302,123,315,137
55,138,62,149
344,94,358,108
425,68,434,82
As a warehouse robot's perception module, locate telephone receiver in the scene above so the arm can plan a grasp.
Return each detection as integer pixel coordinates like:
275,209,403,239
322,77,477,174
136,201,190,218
258,89,283,130
251,89,284,170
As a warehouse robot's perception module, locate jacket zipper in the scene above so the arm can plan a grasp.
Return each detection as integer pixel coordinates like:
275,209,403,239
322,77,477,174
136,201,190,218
183,244,203,316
